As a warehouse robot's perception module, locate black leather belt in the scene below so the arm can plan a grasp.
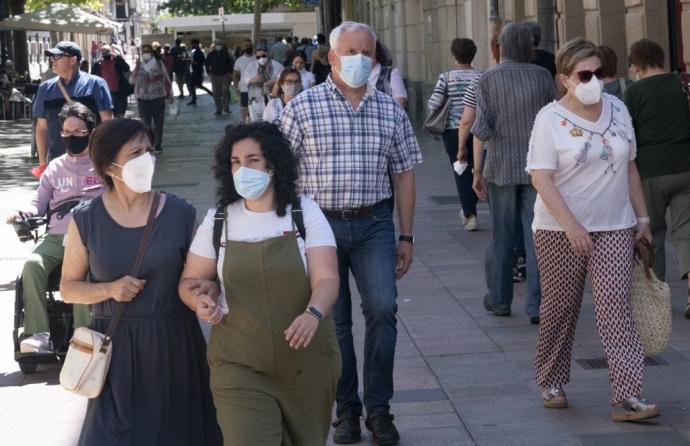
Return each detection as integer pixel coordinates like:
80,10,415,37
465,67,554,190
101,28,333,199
321,200,388,220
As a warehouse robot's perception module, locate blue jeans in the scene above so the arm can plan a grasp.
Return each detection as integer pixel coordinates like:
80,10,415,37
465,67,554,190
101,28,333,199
326,204,398,417
485,182,541,316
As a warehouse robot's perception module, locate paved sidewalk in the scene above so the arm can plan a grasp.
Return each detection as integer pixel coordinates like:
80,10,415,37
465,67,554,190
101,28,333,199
1,87,689,446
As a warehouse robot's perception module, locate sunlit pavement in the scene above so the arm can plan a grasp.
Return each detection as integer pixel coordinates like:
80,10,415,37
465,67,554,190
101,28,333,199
1,85,689,446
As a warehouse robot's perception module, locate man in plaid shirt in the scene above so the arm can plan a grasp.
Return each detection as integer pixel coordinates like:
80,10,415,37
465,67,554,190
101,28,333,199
280,21,422,445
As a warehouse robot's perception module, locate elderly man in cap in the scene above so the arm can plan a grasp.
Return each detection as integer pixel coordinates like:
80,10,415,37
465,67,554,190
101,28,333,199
239,43,284,120
91,43,132,117
32,41,113,177
205,40,235,115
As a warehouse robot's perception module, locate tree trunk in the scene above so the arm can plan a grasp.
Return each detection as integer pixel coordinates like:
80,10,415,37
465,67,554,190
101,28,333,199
252,0,261,44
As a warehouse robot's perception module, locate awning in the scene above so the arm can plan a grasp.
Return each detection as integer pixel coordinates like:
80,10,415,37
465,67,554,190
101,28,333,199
0,3,122,35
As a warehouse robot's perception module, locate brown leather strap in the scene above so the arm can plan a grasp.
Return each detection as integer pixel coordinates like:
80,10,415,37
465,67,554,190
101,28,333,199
56,78,74,105
100,192,161,352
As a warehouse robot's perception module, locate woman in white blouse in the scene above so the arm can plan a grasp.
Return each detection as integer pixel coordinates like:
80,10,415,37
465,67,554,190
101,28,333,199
291,51,315,91
263,68,302,125
527,38,658,422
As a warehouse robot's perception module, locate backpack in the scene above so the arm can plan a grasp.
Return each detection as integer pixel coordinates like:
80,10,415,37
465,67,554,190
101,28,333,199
213,198,306,258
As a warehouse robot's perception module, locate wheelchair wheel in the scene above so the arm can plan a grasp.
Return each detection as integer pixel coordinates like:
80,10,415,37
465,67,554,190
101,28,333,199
18,361,37,374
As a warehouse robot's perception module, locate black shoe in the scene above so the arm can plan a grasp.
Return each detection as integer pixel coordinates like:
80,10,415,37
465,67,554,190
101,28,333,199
214,110,222,115
365,413,400,445
332,411,361,444
187,100,197,106
483,294,511,317
530,316,540,325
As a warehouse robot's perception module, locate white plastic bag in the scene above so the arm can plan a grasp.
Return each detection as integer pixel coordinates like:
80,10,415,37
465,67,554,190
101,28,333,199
168,99,179,116
453,160,468,176
249,98,265,122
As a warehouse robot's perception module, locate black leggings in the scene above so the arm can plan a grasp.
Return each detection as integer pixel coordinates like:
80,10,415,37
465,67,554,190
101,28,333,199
441,128,478,217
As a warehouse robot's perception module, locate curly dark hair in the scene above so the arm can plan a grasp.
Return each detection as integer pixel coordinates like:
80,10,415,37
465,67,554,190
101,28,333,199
214,122,298,217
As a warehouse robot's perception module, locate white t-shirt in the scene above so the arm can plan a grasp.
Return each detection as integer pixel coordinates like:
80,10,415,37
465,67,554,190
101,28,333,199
368,64,407,99
189,197,336,314
240,60,284,96
298,68,316,90
526,94,638,232
262,97,284,124
234,55,254,93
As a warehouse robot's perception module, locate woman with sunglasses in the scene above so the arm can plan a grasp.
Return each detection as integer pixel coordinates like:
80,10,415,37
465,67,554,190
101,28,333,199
527,38,658,421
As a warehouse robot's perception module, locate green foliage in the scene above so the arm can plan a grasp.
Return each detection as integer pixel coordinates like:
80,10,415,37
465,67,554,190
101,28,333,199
160,0,303,17
25,0,105,13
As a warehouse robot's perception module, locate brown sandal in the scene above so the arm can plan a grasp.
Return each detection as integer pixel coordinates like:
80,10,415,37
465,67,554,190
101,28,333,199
542,387,568,409
611,396,660,422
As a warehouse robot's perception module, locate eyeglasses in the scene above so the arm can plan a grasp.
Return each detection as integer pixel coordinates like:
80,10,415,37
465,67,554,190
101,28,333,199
60,129,90,137
283,79,300,85
256,55,267,59
575,67,604,83
49,54,67,61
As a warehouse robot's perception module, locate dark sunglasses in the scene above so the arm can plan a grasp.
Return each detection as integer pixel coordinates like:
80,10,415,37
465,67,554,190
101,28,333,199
256,54,267,59
575,67,604,83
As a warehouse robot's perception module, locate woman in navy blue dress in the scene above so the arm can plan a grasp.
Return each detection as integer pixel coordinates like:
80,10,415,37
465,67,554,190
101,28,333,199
61,118,222,445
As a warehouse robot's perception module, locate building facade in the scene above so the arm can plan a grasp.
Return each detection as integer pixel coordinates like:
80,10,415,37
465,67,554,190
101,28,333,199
337,0,688,126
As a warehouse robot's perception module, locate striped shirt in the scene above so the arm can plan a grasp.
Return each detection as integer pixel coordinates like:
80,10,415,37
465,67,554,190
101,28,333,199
461,75,482,110
280,75,423,210
472,61,556,186
427,69,481,129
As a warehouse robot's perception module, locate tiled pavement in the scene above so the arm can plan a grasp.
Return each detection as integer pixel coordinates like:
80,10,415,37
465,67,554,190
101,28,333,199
0,86,689,446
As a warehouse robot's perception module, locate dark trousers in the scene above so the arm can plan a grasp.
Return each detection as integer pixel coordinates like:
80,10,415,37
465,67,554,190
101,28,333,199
327,204,398,417
111,91,128,117
188,72,213,101
138,97,166,151
441,128,478,217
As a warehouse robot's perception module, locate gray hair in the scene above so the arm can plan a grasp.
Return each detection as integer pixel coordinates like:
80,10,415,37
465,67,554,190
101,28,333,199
498,23,534,63
522,20,541,47
329,21,377,53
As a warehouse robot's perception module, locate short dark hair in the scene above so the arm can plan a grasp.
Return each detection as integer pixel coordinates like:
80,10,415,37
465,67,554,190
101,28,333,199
214,122,298,217
596,45,618,78
292,50,308,63
317,33,326,44
191,39,200,46
629,38,664,70
89,118,154,189
58,102,97,132
451,38,477,64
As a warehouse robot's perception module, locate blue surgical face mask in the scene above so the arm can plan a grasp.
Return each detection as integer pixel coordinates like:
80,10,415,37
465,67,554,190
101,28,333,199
336,53,372,88
233,166,272,200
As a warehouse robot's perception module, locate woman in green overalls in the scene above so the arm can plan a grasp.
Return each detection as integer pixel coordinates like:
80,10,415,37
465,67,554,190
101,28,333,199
179,122,341,446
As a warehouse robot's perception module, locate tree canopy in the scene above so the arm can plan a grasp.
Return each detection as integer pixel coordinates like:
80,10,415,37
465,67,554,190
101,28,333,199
160,0,303,17
25,0,104,13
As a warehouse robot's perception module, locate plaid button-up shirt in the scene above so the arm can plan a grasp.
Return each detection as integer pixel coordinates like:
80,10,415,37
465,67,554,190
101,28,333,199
280,75,422,211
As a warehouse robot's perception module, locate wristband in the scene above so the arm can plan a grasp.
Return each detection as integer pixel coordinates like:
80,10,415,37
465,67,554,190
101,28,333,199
637,217,650,224
305,305,323,321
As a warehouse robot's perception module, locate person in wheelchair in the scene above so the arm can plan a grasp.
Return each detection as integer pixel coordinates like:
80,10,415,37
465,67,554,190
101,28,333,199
5,102,104,354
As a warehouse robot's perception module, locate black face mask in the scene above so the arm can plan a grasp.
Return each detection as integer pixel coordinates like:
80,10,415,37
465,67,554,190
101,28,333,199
63,135,90,155
102,54,112,60
244,47,253,54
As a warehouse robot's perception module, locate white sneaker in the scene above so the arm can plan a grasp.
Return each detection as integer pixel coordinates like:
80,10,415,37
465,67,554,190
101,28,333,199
20,332,51,353
464,215,478,232
459,210,466,226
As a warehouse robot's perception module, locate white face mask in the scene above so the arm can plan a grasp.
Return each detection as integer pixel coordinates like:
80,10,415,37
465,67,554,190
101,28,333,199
258,56,268,66
573,75,603,105
215,45,222,51
112,152,156,194
141,53,152,62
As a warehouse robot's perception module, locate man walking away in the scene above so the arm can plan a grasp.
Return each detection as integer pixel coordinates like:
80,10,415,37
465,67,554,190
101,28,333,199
233,39,255,122
187,39,213,105
169,39,188,98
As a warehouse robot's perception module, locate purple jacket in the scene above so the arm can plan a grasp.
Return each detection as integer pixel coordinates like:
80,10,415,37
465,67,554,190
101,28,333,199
22,153,104,235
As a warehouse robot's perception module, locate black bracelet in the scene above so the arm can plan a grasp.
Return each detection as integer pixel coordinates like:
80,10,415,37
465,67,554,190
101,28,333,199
305,305,324,320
